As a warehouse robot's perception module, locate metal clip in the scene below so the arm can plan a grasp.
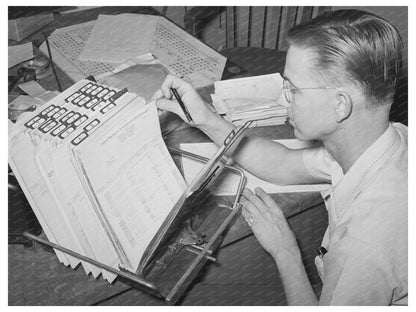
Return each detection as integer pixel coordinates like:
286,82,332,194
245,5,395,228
177,220,207,246
177,220,216,262
110,87,128,102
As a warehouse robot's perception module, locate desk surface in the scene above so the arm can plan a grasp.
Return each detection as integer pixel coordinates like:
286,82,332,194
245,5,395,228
8,7,326,306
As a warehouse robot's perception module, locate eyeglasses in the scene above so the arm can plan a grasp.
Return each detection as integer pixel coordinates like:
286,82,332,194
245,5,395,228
282,78,337,103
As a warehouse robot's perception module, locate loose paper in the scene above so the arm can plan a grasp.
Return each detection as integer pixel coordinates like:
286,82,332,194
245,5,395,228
8,42,33,68
79,14,157,63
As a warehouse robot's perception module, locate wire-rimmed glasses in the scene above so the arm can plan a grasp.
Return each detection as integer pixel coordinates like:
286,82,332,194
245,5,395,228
282,78,337,103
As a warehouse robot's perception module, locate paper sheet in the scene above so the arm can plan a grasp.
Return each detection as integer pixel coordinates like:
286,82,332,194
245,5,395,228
34,143,96,276
79,14,158,63
8,95,43,121
39,21,118,82
211,73,287,126
9,133,72,267
8,42,33,68
49,144,120,282
99,55,169,102
214,73,284,100
180,140,330,195
76,103,186,272
18,80,48,98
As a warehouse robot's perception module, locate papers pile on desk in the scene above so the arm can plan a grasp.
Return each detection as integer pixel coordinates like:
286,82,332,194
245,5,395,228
211,73,288,127
41,13,226,89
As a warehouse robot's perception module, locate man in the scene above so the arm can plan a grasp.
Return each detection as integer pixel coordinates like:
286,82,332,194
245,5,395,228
151,9,407,305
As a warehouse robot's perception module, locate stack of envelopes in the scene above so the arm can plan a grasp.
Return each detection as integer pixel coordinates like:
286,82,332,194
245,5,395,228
211,73,288,127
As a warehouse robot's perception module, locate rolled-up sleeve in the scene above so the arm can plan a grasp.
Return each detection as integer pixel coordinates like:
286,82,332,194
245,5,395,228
302,146,333,182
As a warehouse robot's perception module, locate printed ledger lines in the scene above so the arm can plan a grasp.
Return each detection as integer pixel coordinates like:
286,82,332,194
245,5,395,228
9,80,186,282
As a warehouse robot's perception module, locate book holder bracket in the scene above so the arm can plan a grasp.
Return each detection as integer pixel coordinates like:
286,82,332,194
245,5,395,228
24,121,251,304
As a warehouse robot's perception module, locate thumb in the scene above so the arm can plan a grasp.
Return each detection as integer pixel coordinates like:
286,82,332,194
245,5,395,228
155,98,186,121
150,89,165,101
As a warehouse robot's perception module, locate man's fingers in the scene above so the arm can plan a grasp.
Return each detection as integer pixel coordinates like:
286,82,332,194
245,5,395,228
242,188,268,213
254,187,285,217
155,99,186,120
241,198,261,228
240,196,260,216
155,98,175,111
151,74,180,102
150,89,164,101
160,74,193,98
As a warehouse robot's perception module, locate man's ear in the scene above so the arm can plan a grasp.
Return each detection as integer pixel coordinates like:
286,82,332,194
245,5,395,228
335,91,352,123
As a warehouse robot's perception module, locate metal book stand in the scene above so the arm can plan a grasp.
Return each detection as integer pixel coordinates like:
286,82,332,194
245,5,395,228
24,121,252,304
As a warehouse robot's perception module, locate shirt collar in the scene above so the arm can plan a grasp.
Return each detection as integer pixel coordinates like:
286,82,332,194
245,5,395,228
331,123,401,222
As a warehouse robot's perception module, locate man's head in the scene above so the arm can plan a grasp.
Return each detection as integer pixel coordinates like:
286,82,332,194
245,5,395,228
287,9,403,107
281,9,403,142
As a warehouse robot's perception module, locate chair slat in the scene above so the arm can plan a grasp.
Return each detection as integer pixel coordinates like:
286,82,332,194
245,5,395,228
236,6,250,47
278,6,297,51
250,6,266,47
226,7,236,48
264,6,281,49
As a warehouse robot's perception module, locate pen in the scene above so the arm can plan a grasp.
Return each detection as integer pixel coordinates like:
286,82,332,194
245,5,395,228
170,87,193,123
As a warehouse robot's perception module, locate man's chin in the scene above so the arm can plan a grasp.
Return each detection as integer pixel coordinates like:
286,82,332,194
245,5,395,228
288,119,308,140
293,127,309,141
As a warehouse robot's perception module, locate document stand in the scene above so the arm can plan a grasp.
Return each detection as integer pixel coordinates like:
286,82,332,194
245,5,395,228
23,121,252,305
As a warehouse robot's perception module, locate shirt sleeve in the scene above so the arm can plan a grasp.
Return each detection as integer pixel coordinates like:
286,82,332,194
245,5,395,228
319,235,395,305
302,145,333,182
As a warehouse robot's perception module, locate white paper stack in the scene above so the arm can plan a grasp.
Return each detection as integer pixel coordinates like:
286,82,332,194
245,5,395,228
211,73,288,127
9,80,186,282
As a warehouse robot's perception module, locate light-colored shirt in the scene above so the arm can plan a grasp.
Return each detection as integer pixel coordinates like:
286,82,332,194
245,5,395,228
303,122,408,305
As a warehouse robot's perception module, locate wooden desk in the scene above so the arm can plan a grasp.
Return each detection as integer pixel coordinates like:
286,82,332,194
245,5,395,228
8,7,326,305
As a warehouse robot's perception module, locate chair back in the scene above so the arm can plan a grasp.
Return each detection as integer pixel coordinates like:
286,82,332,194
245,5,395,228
229,7,331,50
184,6,331,51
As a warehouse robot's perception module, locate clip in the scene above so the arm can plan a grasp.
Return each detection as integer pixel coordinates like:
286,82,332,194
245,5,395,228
110,87,128,102
316,246,328,257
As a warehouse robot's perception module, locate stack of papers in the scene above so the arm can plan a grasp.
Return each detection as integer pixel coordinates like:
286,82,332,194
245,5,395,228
9,80,187,282
211,73,288,127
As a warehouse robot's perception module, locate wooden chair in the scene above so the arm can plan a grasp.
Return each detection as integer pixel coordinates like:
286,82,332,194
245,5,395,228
184,6,330,77
184,6,331,51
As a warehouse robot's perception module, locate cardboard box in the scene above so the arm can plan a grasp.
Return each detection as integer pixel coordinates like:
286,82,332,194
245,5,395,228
9,13,54,41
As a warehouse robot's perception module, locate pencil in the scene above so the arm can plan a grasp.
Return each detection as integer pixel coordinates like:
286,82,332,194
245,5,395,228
170,87,193,123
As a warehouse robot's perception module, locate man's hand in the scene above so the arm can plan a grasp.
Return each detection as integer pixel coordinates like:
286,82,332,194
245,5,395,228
151,74,217,127
241,187,300,261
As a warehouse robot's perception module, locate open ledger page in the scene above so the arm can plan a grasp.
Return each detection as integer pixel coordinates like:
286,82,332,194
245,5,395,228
74,103,186,272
